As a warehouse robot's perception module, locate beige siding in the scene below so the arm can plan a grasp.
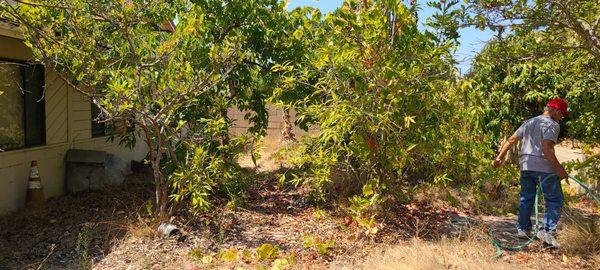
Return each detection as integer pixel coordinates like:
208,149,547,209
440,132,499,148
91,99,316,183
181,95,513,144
0,145,67,209
69,91,92,141
45,71,69,145
0,35,148,214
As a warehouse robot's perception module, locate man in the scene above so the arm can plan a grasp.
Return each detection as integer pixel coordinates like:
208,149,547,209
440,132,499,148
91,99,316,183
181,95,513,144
493,98,569,248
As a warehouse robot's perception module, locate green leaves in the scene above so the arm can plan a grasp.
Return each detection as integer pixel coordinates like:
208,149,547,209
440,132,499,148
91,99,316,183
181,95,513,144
9,0,592,221
469,23,600,143
272,0,462,207
303,234,335,255
0,0,312,215
403,116,416,128
256,243,280,261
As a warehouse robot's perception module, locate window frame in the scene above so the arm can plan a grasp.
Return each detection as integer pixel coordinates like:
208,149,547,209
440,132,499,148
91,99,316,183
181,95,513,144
0,57,46,151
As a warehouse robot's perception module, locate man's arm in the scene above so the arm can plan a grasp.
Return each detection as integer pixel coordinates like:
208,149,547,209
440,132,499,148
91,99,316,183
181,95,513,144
541,140,569,181
493,134,521,169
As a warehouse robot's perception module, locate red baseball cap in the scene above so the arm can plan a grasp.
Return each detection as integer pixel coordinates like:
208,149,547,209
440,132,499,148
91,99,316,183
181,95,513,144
547,98,569,116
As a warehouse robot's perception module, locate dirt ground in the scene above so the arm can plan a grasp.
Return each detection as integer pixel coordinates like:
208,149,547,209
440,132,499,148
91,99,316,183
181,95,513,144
0,170,452,270
2,170,598,270
1,140,599,269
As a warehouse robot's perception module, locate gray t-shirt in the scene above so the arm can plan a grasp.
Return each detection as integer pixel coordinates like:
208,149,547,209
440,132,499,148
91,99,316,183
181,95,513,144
514,115,560,173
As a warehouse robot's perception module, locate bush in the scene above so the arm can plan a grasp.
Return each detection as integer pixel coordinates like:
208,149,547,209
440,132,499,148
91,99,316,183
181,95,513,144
273,1,512,218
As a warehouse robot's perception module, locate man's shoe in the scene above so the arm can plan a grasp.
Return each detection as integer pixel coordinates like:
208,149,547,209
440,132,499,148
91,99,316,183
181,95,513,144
517,229,530,239
544,231,560,248
536,230,547,242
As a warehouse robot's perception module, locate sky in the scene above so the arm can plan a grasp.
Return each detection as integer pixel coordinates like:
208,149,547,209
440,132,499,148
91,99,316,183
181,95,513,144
286,0,495,74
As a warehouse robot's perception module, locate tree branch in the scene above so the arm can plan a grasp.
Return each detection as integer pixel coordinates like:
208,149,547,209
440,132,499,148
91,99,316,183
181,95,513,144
217,21,244,41
549,0,600,61
1,0,73,10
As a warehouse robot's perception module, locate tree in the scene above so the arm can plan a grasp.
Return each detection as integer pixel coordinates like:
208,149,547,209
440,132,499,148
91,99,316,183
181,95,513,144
468,32,600,144
0,0,300,218
465,0,600,143
466,0,600,62
274,0,471,208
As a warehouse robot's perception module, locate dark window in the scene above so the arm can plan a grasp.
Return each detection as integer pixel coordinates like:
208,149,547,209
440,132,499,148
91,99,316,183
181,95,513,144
24,64,46,146
0,59,45,151
91,102,106,138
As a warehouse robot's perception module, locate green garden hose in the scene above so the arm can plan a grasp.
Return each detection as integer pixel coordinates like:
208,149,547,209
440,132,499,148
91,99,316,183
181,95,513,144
490,174,600,258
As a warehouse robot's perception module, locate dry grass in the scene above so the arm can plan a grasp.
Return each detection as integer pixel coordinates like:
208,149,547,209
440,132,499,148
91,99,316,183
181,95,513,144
333,237,520,270
593,253,600,266
333,211,600,270
558,209,600,257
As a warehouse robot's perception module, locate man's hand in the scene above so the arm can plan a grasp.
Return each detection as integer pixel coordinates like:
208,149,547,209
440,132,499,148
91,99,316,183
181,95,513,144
557,167,569,184
541,140,569,184
492,158,504,169
494,135,520,170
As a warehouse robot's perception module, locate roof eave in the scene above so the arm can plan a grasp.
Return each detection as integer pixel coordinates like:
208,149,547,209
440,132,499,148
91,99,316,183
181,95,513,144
0,21,23,39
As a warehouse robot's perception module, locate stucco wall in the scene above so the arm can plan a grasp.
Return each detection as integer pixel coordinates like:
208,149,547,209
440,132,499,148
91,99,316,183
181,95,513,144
0,35,148,214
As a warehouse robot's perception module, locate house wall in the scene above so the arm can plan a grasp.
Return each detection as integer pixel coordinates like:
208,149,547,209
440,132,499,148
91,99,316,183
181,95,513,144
0,35,148,214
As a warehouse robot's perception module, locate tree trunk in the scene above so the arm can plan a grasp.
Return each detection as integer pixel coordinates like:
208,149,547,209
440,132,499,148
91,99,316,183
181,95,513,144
151,157,169,219
220,107,230,147
140,124,169,219
281,109,296,142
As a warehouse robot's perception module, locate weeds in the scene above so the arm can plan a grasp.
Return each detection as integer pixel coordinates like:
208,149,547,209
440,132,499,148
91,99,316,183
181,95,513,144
256,243,279,261
219,248,239,262
190,247,203,260
190,242,295,269
312,208,328,220
345,178,384,237
145,200,154,216
75,223,91,270
303,234,335,256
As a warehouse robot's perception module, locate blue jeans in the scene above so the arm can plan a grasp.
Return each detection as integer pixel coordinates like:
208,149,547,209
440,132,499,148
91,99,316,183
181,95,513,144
518,171,564,232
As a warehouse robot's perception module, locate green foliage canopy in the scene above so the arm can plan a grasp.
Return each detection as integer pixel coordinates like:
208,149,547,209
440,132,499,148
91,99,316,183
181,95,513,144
0,0,307,216
272,0,495,209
